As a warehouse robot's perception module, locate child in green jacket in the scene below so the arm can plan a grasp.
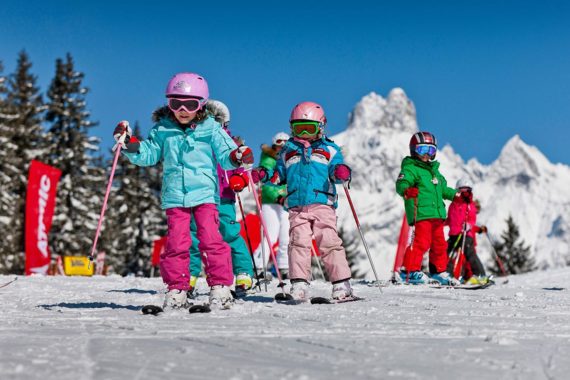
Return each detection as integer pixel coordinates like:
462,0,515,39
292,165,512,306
395,131,460,285
251,132,291,279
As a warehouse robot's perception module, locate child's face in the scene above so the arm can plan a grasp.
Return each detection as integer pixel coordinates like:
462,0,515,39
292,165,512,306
174,109,197,125
291,121,321,141
295,133,320,141
418,154,431,162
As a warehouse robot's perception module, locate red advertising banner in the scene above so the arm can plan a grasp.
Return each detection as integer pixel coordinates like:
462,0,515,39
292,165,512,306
25,160,62,275
151,236,167,267
239,213,261,253
393,213,410,272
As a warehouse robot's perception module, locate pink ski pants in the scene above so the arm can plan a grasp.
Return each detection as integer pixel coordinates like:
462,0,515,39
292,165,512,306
161,205,233,290
288,204,351,283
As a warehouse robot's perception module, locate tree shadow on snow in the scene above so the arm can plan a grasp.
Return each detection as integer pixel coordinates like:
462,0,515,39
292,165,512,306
107,288,158,295
38,302,141,311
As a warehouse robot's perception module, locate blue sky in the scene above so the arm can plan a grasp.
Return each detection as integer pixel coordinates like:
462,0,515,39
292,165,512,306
1,0,569,165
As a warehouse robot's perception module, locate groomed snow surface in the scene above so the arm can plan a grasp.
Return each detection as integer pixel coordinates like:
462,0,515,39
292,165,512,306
1,269,570,380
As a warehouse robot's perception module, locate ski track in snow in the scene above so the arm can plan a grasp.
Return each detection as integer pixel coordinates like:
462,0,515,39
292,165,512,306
1,270,570,380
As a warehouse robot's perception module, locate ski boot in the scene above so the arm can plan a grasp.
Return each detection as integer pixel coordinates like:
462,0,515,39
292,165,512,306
163,289,189,310
391,271,404,284
289,279,310,301
465,275,490,285
209,285,234,309
187,275,198,299
431,272,460,286
279,268,289,280
234,273,253,297
332,279,354,301
400,270,433,285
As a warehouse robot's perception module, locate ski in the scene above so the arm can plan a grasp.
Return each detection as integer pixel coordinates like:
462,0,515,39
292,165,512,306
274,292,300,305
274,293,364,305
231,287,257,299
0,277,17,289
141,303,212,315
189,304,211,313
310,296,365,304
429,282,494,290
141,304,163,315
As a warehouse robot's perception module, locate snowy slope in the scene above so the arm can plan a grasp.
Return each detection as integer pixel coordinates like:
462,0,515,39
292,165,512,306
331,89,570,279
2,272,570,380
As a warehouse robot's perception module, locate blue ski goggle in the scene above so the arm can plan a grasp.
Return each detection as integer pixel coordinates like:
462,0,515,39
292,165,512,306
415,144,437,156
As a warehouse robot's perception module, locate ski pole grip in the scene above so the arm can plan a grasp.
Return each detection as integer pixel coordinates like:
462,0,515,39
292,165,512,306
112,131,128,152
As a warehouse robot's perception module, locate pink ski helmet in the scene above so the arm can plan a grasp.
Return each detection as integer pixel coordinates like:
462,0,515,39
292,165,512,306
289,101,327,125
165,72,209,100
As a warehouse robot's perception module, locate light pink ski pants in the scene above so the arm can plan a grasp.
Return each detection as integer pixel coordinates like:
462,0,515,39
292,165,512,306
161,205,233,290
288,204,351,283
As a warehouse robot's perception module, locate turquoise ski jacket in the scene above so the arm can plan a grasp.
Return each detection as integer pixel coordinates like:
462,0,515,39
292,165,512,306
123,115,237,209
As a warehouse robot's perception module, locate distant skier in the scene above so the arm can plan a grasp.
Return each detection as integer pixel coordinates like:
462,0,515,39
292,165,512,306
251,101,355,301
251,131,291,280
445,178,489,285
187,100,255,296
395,131,460,285
113,73,254,309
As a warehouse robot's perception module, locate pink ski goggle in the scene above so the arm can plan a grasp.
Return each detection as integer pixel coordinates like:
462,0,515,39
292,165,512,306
168,97,204,113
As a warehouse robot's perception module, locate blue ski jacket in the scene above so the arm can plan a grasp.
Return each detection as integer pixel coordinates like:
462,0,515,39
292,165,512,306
267,137,345,210
123,115,237,209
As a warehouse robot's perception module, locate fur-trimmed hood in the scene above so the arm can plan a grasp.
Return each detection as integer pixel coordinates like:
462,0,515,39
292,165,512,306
152,105,172,123
261,144,279,159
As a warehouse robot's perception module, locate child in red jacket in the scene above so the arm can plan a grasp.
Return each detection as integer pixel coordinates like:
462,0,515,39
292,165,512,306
445,178,489,284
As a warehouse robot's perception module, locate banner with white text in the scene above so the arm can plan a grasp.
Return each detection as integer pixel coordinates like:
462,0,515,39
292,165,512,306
25,160,61,275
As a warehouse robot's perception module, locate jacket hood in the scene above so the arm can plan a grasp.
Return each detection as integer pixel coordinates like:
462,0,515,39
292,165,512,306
152,105,172,123
261,144,279,159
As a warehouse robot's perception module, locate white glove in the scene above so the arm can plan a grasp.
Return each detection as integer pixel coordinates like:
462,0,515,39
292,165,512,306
113,120,132,148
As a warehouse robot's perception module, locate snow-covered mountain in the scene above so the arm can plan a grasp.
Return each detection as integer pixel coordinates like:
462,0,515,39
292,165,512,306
332,89,570,279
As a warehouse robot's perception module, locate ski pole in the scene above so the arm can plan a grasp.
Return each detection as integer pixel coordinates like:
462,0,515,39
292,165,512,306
310,243,325,281
484,231,508,277
410,197,418,250
88,132,126,266
247,178,269,291
236,192,263,291
403,197,418,284
343,183,382,293
454,205,471,279
448,233,463,260
246,171,287,295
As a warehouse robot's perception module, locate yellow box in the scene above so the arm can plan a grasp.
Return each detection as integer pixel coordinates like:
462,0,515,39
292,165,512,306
63,256,94,276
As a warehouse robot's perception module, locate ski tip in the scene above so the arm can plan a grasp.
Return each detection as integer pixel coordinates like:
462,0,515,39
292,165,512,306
275,293,294,302
310,297,332,305
189,304,211,313
141,305,163,315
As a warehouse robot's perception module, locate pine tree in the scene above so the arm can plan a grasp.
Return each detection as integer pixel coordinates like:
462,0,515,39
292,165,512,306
102,122,166,275
0,52,46,273
44,53,106,258
0,60,19,273
488,215,536,275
